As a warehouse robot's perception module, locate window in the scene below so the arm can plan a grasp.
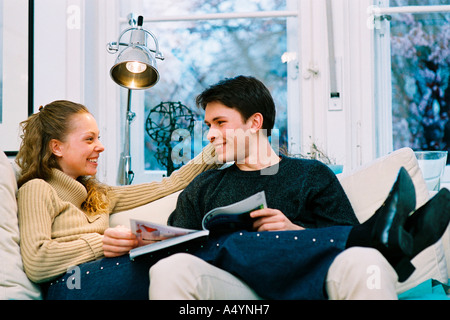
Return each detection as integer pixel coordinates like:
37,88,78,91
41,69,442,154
118,0,299,182
375,0,450,163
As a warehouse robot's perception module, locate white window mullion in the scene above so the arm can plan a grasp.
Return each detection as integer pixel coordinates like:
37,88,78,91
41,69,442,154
128,10,299,23
298,0,316,156
372,4,450,15
309,0,329,157
286,0,301,156
373,0,393,158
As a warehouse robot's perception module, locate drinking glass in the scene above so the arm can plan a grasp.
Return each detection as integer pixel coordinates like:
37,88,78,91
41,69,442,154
414,151,448,191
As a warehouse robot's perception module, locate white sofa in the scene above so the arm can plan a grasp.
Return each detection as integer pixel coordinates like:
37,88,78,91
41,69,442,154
1,147,449,300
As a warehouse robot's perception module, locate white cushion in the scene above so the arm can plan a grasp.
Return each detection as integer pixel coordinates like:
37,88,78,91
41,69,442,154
109,190,182,229
0,152,42,299
338,147,448,294
339,147,430,223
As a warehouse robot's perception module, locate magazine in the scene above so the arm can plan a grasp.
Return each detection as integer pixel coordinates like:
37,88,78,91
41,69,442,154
129,191,267,260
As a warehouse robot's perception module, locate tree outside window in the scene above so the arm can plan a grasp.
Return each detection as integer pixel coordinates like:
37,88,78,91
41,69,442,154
138,0,290,171
390,0,450,163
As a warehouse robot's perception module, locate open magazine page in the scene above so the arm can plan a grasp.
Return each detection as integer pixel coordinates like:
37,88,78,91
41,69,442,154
129,219,208,260
130,219,197,244
128,191,267,259
202,191,267,231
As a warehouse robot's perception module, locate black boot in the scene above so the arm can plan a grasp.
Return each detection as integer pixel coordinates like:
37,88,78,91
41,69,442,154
404,188,450,259
346,167,416,282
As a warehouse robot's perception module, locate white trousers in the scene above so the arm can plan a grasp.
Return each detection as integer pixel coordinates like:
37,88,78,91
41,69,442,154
149,247,399,300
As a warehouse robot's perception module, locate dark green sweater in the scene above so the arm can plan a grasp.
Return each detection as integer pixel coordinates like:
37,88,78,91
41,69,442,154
168,155,360,230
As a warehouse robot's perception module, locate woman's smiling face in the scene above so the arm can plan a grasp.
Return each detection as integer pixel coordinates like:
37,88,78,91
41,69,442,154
51,112,105,179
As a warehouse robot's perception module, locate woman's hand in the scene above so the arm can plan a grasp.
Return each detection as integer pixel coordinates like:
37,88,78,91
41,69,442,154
250,208,305,232
102,225,139,258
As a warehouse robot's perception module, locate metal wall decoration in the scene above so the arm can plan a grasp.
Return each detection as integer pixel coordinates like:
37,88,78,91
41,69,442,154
145,101,196,175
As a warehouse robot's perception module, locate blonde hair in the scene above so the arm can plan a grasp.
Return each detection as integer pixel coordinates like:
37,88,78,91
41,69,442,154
16,100,111,215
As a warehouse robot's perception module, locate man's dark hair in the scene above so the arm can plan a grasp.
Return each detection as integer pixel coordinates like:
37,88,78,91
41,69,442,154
196,75,276,136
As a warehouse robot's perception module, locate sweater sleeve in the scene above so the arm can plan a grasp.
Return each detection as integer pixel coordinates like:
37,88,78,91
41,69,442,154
109,144,217,213
17,180,104,283
167,181,205,230
304,162,359,228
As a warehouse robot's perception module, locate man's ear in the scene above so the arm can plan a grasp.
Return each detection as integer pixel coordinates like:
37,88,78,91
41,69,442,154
49,139,63,157
249,113,264,133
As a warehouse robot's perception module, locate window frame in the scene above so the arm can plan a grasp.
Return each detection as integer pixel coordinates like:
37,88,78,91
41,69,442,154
117,0,450,184
372,1,450,156
34,0,407,185
118,0,302,183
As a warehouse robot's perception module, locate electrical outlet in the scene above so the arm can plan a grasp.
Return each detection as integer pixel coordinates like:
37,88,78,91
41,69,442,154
329,93,342,111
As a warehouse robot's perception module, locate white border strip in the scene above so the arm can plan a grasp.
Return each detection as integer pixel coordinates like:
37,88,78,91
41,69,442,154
372,5,450,15
119,10,298,23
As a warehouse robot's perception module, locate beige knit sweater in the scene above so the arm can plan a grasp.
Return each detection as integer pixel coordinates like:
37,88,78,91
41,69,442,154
17,145,217,283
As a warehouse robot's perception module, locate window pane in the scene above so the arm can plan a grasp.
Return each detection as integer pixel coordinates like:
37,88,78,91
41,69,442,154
139,2,290,172
143,0,286,16
390,1,450,162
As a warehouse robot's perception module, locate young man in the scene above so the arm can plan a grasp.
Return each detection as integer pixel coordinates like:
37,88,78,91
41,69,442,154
149,76,450,300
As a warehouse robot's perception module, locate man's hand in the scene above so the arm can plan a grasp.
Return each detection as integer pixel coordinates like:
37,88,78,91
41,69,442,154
102,225,139,258
250,208,305,232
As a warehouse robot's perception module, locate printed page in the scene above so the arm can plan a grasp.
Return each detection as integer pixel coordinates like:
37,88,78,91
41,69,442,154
202,191,267,231
130,219,197,246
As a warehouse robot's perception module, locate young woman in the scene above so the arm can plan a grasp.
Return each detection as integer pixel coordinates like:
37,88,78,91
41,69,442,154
16,100,217,299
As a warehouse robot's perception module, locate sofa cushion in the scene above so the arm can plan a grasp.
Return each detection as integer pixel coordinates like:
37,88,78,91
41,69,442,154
109,190,182,229
0,152,42,299
338,147,430,223
338,147,448,294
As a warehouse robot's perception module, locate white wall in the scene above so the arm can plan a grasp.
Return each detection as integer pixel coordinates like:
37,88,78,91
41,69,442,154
34,0,77,108
298,0,377,170
1,0,29,152
34,0,121,185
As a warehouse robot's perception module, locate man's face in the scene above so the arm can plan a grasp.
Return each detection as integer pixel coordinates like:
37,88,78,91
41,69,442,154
204,101,254,164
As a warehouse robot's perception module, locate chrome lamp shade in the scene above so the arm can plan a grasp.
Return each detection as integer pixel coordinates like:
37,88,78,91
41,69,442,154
110,44,159,90
107,15,164,90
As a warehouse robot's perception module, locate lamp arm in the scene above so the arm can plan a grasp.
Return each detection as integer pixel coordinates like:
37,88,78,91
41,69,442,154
107,27,164,61
141,29,165,61
107,27,136,53
107,42,161,55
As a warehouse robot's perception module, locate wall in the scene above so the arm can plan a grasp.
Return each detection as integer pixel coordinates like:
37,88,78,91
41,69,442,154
298,0,376,170
1,0,29,153
33,0,120,185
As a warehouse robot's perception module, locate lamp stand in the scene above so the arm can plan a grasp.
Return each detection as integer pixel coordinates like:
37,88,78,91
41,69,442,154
118,89,136,185
108,15,164,185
